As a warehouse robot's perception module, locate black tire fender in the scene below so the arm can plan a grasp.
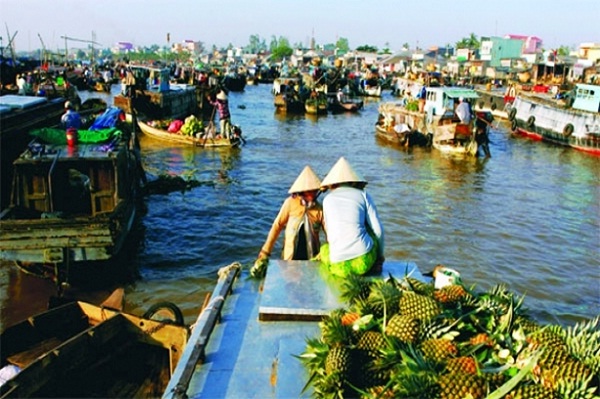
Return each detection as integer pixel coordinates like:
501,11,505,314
491,102,497,111
508,107,517,120
511,119,518,131
143,301,185,325
478,100,484,109
563,123,574,136
526,116,535,127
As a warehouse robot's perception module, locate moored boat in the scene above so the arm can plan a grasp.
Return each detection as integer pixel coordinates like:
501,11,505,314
0,295,190,398
113,66,197,120
137,119,244,148
0,108,144,288
328,93,363,113
508,83,600,155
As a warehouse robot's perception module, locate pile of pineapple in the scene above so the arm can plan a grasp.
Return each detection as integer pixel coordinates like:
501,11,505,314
299,270,599,399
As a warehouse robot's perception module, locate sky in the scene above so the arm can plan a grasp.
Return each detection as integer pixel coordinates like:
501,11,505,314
1,0,598,54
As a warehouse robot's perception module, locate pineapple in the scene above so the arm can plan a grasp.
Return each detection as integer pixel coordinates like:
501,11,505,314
445,356,478,375
438,372,487,399
356,330,386,360
469,332,496,348
504,383,560,399
399,291,441,322
434,284,471,305
384,314,420,344
419,338,458,365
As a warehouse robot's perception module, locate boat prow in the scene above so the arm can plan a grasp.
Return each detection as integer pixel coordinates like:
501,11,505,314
163,259,424,399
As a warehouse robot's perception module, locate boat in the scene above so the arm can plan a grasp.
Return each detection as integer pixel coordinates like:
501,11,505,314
163,260,425,399
377,86,483,136
374,121,431,148
327,93,363,113
137,119,244,148
113,65,198,120
0,107,144,288
431,111,492,156
305,93,328,115
508,83,600,155
222,71,247,92
0,293,191,398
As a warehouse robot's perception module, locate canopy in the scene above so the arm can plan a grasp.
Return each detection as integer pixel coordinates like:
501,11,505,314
30,127,122,145
444,89,480,99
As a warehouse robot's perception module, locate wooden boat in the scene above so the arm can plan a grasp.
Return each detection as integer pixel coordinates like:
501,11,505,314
137,120,244,148
0,295,191,398
274,93,305,114
508,83,600,155
375,122,431,148
0,108,144,288
431,114,480,156
113,66,198,120
328,94,363,113
304,96,328,115
163,260,425,399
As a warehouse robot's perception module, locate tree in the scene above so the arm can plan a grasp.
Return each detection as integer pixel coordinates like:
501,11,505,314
356,45,378,53
557,45,571,56
270,36,293,61
335,37,350,54
456,33,480,49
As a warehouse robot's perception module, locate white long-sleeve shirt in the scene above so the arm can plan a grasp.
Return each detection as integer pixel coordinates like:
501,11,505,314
322,186,384,263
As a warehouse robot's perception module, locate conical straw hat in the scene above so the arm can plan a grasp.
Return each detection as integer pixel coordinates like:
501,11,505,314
320,157,366,187
288,166,322,194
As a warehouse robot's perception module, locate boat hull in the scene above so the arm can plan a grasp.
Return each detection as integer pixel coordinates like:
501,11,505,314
137,120,242,148
0,300,189,398
163,260,424,399
509,94,600,155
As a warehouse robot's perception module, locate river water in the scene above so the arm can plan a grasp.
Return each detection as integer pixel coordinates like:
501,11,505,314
1,83,599,330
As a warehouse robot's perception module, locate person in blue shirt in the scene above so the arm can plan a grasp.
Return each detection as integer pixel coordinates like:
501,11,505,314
60,101,82,130
317,157,385,277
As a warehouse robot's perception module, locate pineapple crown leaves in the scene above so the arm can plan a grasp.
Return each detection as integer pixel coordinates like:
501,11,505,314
556,372,600,399
340,273,373,304
485,349,543,399
561,315,600,370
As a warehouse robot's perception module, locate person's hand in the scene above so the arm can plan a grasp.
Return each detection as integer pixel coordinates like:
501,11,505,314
250,256,269,279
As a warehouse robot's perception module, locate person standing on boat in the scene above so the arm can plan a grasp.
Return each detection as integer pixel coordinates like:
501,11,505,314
209,90,231,139
317,157,385,277
252,166,326,277
61,101,82,130
455,97,472,125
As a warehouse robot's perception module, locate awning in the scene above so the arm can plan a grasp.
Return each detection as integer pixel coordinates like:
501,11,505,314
444,89,480,99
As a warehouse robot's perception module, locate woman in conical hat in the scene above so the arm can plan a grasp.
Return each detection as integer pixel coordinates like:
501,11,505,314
253,166,326,276
318,157,385,277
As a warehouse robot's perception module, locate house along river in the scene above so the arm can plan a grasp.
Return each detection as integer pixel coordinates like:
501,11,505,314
1,83,598,330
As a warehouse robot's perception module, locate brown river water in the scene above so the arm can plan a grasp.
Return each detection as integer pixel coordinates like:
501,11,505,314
1,83,599,330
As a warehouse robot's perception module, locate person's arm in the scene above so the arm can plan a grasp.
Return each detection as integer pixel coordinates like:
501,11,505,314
364,191,384,257
259,198,291,259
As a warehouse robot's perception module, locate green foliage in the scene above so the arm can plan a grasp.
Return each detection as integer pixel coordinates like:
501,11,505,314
269,36,293,61
456,33,480,49
355,45,378,53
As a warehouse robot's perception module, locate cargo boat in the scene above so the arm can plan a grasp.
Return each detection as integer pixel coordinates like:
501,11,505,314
508,83,600,155
0,113,144,288
163,259,424,399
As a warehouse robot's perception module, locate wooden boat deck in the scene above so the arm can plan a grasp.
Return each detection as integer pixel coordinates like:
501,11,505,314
164,260,424,399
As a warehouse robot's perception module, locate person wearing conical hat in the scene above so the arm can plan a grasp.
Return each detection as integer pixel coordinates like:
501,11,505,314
318,157,384,277
209,90,231,139
252,166,326,276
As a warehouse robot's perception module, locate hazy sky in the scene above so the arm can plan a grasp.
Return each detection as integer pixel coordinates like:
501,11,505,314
1,0,598,54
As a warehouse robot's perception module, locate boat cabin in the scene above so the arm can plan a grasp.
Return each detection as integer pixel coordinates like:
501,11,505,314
5,139,131,219
572,83,600,113
424,87,480,117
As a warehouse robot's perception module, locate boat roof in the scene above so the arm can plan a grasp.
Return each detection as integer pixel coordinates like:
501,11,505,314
164,259,426,399
427,87,480,99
